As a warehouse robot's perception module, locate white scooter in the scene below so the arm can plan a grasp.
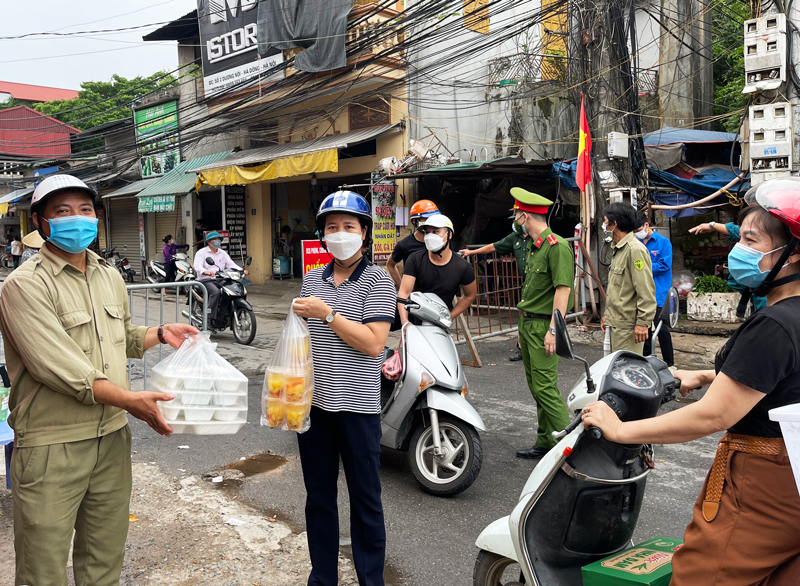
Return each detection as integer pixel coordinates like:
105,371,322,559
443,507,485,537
146,252,195,285
381,292,486,497
473,293,680,585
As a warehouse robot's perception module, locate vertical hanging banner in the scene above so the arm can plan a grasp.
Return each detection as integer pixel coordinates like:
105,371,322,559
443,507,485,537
371,174,397,263
134,100,180,177
224,185,247,259
197,0,283,96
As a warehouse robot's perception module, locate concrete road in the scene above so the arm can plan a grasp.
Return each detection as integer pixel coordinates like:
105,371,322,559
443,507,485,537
129,328,717,586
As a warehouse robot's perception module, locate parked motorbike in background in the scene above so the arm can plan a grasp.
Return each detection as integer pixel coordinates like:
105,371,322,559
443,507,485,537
473,297,681,586
381,292,485,497
101,247,136,283
182,256,256,345
147,252,195,285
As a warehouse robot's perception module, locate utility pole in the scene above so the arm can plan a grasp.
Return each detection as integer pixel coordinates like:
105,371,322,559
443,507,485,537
658,0,714,128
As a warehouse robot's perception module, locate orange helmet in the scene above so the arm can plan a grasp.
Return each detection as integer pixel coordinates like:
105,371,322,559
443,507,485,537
409,199,439,223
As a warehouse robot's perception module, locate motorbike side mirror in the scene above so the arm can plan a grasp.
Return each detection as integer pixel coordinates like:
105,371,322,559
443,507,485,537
662,287,680,328
553,309,575,360
206,257,215,265
553,309,596,393
246,256,252,266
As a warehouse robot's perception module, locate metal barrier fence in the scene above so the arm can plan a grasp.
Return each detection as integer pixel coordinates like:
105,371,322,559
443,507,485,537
125,281,208,389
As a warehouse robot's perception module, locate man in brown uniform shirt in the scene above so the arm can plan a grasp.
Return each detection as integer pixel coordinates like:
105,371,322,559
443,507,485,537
0,175,197,586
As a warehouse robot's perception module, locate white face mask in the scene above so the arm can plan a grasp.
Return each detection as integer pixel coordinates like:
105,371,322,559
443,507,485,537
424,233,447,252
324,231,363,260
602,222,608,232
634,229,648,240
209,239,221,249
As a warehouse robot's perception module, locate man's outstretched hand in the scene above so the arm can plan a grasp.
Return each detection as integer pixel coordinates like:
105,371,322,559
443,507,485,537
162,323,199,349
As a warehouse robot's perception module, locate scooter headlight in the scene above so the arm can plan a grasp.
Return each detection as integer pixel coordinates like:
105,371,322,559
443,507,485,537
436,305,452,329
417,368,435,395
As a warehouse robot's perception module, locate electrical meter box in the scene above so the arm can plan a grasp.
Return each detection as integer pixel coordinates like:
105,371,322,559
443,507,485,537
608,187,636,205
749,101,793,184
743,14,787,93
608,132,629,159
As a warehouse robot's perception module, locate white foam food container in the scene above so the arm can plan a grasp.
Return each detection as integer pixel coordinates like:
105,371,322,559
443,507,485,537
769,403,800,493
167,420,246,435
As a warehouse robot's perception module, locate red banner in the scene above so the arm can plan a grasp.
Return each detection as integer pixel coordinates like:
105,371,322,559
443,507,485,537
301,240,334,275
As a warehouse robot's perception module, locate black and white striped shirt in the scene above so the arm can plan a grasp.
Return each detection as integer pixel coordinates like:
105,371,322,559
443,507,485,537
300,257,396,414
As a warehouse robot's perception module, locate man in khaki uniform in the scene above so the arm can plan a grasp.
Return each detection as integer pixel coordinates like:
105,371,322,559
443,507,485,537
0,175,197,586
600,202,657,353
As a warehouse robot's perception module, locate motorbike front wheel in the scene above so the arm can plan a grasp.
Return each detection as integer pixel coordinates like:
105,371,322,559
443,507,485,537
473,550,524,586
408,414,482,497
232,307,257,345
146,266,162,284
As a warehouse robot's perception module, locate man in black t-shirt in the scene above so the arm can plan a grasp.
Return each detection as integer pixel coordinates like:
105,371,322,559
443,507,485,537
386,199,439,287
397,214,477,324
193,219,207,249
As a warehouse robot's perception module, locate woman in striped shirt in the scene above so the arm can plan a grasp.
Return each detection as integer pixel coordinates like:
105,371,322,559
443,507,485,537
293,191,396,586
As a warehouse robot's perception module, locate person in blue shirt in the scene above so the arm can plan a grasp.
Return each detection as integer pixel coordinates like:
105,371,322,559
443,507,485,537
635,213,674,366
689,219,767,312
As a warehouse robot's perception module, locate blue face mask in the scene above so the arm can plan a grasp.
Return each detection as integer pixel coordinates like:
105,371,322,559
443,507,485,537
728,242,786,288
515,214,528,235
45,215,98,254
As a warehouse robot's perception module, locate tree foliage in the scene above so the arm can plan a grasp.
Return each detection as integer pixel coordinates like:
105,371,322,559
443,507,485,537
32,72,177,131
0,98,30,111
712,0,750,132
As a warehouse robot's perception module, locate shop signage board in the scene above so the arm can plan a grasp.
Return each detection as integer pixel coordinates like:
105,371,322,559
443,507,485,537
301,240,333,275
371,174,396,263
196,0,283,97
134,101,180,178
138,213,146,262
138,195,175,213
224,185,247,258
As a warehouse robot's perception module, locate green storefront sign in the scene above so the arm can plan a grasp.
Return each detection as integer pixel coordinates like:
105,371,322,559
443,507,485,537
134,100,180,178
138,196,175,213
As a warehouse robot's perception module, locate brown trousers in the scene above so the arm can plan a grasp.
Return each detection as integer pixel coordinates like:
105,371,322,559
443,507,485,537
671,448,800,585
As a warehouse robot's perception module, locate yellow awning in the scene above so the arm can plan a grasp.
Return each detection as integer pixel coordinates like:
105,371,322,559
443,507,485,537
0,204,8,215
197,148,338,187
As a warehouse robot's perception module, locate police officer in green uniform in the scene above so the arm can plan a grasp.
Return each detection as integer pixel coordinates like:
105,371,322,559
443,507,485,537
511,188,575,459
460,221,529,361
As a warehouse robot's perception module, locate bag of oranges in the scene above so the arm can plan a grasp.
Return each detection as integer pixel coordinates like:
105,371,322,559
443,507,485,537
261,300,314,432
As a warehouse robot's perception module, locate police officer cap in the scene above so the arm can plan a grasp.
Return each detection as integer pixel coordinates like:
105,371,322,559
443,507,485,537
510,187,553,215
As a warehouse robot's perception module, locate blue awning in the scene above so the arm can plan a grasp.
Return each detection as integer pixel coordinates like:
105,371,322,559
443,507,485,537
651,192,732,218
648,167,749,198
643,126,739,146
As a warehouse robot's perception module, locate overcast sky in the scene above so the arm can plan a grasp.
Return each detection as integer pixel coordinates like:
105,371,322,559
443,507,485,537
0,0,199,90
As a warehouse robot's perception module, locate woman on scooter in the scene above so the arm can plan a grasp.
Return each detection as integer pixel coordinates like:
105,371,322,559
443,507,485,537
583,178,800,585
292,191,396,586
162,234,188,285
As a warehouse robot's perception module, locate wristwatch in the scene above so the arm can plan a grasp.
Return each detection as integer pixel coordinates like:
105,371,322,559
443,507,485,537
708,221,716,230
157,324,166,344
548,327,556,335
324,310,338,325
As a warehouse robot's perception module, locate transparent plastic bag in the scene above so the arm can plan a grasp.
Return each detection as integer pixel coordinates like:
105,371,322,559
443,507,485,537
381,351,402,382
261,300,314,433
149,332,248,434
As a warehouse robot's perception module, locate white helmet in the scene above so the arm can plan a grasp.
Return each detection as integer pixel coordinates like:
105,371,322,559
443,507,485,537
417,213,454,232
32,175,96,207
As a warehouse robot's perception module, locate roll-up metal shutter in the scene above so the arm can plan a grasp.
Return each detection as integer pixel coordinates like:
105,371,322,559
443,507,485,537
154,197,184,260
108,198,141,261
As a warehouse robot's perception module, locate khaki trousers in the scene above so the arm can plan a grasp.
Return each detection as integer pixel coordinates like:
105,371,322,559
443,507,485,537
671,449,800,585
610,326,644,354
12,425,133,586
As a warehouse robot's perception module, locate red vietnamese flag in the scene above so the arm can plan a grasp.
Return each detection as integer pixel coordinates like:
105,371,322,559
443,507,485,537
576,93,592,193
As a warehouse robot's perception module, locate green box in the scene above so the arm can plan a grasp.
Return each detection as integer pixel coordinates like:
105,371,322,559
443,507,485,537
581,537,683,586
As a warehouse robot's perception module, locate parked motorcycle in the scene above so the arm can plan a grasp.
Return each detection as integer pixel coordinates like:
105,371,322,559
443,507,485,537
473,299,680,586
101,247,136,283
182,256,257,345
147,251,195,285
381,292,485,497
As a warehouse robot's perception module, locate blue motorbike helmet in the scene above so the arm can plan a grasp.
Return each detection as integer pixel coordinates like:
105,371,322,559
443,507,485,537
316,190,373,249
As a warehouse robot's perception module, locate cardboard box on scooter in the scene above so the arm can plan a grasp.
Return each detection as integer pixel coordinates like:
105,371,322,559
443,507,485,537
581,537,683,586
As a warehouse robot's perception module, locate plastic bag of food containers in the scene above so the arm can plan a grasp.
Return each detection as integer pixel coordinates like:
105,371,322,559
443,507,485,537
150,332,248,434
262,301,314,432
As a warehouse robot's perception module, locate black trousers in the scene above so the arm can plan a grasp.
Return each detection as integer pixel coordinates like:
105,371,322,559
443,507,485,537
202,278,225,324
163,261,177,283
297,407,385,586
643,306,674,366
